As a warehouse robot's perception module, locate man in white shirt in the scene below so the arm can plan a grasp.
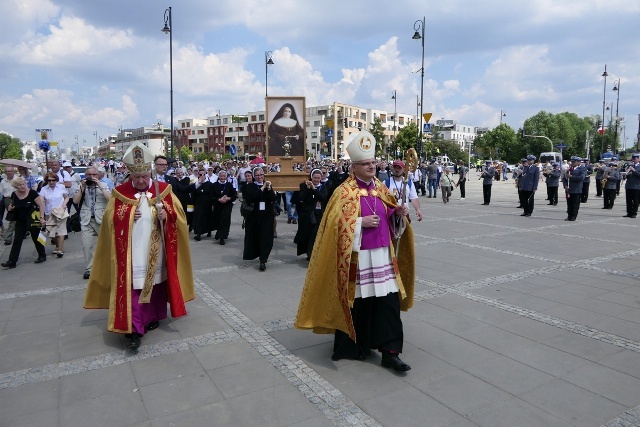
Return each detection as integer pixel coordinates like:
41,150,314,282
383,160,423,222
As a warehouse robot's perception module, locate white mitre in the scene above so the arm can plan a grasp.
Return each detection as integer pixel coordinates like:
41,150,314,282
122,142,154,174
345,130,376,162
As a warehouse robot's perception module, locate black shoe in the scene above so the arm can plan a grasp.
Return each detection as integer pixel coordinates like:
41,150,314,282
516,205,522,208
548,203,554,205
147,321,160,331
520,212,528,216
206,232,211,237
83,270,91,279
1,260,17,268
219,239,225,245
34,255,47,264
128,334,141,351
194,234,201,241
259,262,266,271
381,354,411,372
554,202,558,206
602,207,608,209
524,213,531,217
57,251,63,258
3,241,11,246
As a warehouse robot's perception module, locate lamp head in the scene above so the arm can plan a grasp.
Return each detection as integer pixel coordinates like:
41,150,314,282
162,23,170,34
412,31,421,40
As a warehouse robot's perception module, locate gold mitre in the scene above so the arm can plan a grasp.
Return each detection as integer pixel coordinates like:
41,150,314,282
123,142,153,174
345,130,376,162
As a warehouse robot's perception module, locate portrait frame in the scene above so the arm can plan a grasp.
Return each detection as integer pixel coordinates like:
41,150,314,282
266,96,306,163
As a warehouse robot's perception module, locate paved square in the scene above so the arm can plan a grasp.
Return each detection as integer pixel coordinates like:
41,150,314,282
1,176,639,426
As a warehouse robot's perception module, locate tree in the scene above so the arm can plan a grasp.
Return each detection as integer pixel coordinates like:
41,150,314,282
475,124,520,163
391,122,418,159
25,148,34,160
0,133,23,159
521,111,594,159
432,140,466,164
179,145,193,164
369,117,386,158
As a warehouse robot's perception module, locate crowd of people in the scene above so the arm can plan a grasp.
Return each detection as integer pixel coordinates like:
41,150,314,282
2,139,640,365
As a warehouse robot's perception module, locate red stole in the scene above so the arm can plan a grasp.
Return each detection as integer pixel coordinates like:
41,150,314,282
111,182,187,332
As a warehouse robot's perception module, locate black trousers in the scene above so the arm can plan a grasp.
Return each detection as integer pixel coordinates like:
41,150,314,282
519,190,535,214
603,188,616,209
333,292,403,360
482,185,492,204
8,221,45,262
625,189,640,216
458,180,466,198
567,193,581,219
547,186,558,205
581,182,590,203
595,179,602,196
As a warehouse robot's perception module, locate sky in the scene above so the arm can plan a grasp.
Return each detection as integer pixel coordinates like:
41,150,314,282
1,0,639,151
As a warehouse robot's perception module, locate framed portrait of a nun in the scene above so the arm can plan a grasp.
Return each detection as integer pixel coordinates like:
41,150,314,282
266,97,306,162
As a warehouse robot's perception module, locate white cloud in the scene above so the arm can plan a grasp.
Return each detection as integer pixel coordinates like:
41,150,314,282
11,15,135,65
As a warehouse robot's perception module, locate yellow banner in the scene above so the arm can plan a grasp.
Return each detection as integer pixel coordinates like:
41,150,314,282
50,141,58,146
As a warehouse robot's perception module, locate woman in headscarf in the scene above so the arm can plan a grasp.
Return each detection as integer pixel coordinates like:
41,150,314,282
172,167,193,229
268,103,304,157
294,169,328,260
211,170,237,245
242,167,277,271
191,166,214,241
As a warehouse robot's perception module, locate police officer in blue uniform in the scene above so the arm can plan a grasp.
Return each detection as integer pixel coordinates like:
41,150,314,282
623,153,640,218
480,160,495,205
519,155,540,216
515,158,527,209
562,156,586,221
602,162,620,209
581,158,594,203
544,162,561,205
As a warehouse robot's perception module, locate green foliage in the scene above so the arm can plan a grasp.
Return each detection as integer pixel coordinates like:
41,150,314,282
431,140,466,164
25,149,34,160
0,133,23,159
195,152,209,162
390,122,419,159
369,117,386,158
179,145,193,164
474,124,520,162
520,111,596,159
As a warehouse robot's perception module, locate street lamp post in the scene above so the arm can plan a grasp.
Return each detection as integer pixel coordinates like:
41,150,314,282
391,90,397,161
162,7,174,158
415,95,421,159
412,16,425,154
613,79,621,153
600,65,608,155
265,51,274,98
500,110,507,125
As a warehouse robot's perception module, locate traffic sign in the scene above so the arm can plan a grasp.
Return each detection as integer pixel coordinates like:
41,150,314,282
423,123,432,132
229,144,236,155
555,144,567,149
423,113,432,123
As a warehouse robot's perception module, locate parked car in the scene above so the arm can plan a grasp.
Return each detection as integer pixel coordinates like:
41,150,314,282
72,166,87,179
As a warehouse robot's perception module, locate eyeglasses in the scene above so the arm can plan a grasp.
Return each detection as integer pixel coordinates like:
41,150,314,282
156,163,168,166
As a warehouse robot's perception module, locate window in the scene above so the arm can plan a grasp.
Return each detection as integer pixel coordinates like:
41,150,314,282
259,114,265,121
314,120,320,126
311,132,318,138
251,115,257,121
223,118,228,124
217,119,221,125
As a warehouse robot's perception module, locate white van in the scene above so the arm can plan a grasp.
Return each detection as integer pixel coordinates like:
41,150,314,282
539,152,562,164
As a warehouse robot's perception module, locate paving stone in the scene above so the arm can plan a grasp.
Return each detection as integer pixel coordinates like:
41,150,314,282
519,379,627,427
60,389,148,427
